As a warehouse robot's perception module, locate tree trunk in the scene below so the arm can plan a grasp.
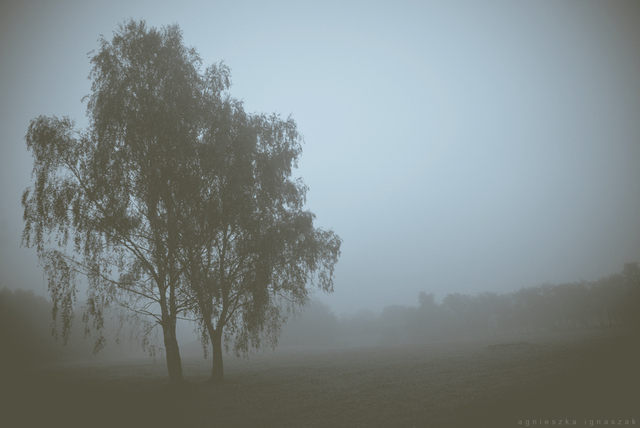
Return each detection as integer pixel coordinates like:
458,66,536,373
210,328,224,383
190,278,224,383
162,317,184,386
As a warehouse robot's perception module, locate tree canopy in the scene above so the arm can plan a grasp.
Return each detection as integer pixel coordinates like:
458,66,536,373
22,19,341,385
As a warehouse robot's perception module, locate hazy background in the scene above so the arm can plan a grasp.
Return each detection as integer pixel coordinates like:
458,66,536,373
1,0,639,317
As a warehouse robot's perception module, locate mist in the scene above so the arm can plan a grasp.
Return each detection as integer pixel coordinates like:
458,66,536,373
1,2,640,424
2,1,640,318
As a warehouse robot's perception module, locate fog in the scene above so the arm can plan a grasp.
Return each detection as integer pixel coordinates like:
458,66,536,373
1,0,640,319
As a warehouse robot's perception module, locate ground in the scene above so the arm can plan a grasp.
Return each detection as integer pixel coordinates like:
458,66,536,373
1,328,637,427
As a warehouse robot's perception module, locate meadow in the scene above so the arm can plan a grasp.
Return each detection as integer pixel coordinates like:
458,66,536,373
2,329,637,428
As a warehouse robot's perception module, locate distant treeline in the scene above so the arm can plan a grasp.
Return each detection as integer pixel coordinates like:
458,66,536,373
281,262,640,348
0,288,149,367
2,263,639,364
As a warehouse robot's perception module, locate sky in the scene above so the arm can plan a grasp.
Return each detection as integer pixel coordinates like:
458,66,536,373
1,0,639,316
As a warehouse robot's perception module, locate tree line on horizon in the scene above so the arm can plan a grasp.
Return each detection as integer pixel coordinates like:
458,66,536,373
1,262,638,366
280,262,640,348
379,261,639,346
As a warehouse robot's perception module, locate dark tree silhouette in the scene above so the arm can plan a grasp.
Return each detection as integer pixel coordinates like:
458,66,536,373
180,91,341,382
21,19,340,385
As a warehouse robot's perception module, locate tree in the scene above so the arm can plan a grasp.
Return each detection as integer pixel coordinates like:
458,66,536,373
621,262,640,327
22,19,341,385
22,20,204,385
180,79,341,382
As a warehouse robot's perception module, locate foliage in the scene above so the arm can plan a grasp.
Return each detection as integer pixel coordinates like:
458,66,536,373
21,21,208,383
178,70,341,380
21,19,341,383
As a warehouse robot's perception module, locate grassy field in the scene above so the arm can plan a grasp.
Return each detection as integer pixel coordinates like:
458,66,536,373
1,328,637,427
